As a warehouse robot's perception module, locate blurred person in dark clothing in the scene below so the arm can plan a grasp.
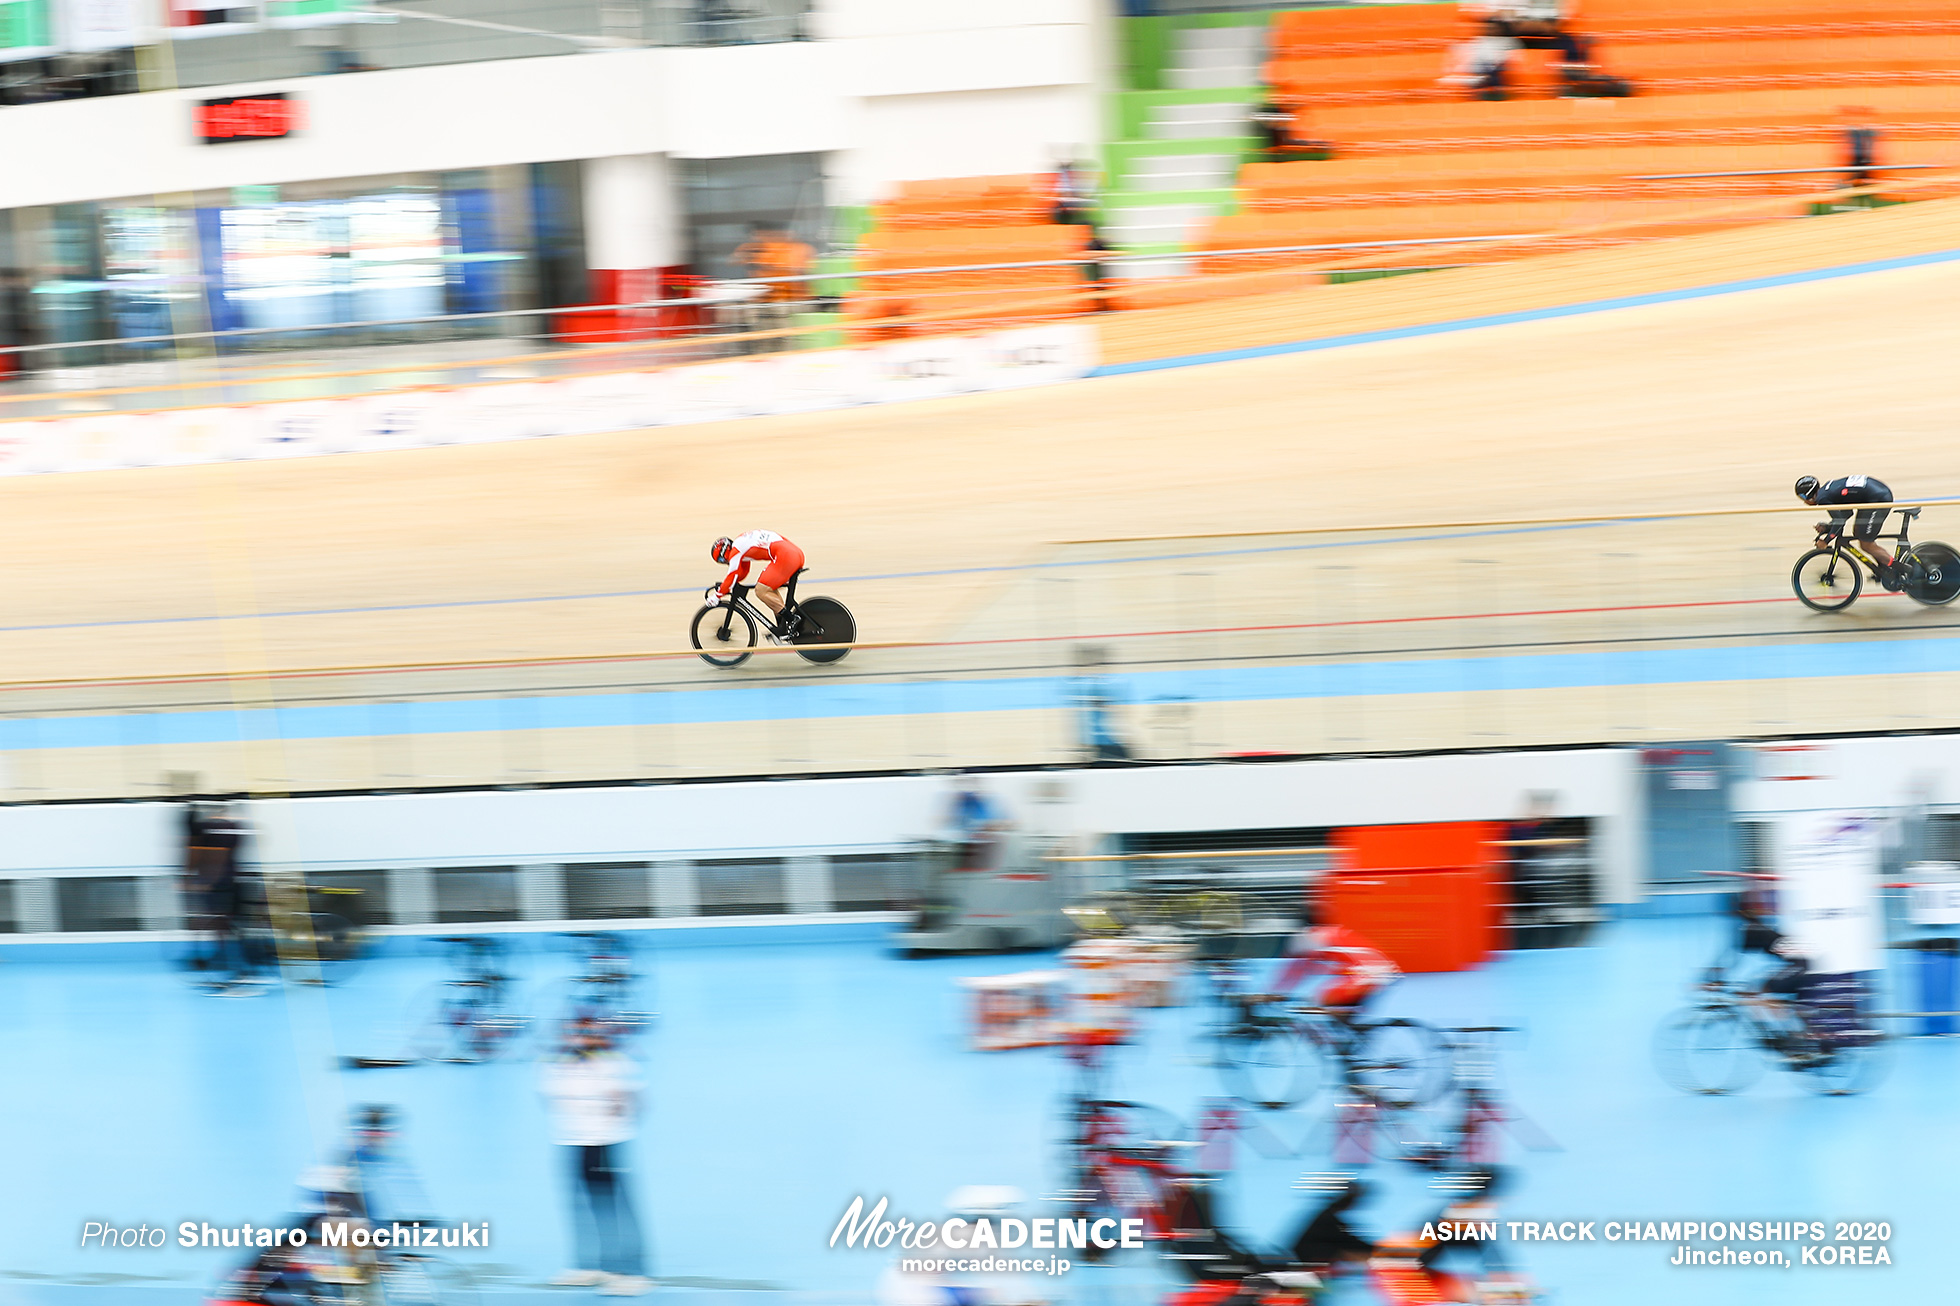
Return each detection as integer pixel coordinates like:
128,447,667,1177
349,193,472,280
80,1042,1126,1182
1488,0,1588,64
1287,1177,1375,1271
1051,158,1098,228
184,801,261,993
0,269,34,375
1502,792,1564,940
1718,897,1810,1008
1443,26,1517,100
1249,99,1332,161
1796,472,1899,581
1414,1168,1511,1284
1840,105,1882,195
1083,231,1114,312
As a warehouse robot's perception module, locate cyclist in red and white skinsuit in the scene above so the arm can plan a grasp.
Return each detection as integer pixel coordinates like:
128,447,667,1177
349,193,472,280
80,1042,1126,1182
1271,922,1401,1023
711,530,806,634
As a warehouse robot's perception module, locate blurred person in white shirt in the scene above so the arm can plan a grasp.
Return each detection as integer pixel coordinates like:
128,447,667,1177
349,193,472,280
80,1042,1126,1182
540,1017,652,1296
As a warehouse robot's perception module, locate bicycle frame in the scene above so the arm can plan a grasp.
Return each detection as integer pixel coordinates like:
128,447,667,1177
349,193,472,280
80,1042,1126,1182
1696,982,1813,1064
712,582,791,644
1817,506,1919,577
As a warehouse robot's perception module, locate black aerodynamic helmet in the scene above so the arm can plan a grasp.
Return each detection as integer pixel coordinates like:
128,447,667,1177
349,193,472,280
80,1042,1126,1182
1794,475,1820,502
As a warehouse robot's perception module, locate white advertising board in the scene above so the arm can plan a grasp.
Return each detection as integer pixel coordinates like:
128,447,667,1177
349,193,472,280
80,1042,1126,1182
1777,809,1885,975
0,323,1099,476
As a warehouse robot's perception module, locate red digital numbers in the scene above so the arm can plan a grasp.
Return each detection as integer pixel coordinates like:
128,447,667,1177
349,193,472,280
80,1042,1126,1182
198,94,301,143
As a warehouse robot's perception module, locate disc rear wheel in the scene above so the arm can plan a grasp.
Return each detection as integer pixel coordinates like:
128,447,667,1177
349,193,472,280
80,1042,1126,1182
1903,542,1960,606
791,596,855,664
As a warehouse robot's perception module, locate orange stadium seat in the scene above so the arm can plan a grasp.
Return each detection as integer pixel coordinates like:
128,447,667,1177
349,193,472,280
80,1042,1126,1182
1268,4,1465,58
1580,0,1960,38
1306,86,1960,156
844,220,1093,339
1239,139,1960,207
1120,5,1960,320
1267,34,1960,106
872,175,1053,229
1196,197,1811,273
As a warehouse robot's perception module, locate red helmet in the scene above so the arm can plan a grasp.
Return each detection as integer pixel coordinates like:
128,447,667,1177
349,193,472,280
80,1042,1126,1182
711,537,735,565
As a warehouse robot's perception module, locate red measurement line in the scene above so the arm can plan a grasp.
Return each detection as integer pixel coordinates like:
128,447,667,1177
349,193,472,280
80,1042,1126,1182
0,591,1824,696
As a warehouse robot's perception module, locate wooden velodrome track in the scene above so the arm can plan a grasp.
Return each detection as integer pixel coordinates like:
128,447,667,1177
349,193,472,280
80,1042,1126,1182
3,198,1960,797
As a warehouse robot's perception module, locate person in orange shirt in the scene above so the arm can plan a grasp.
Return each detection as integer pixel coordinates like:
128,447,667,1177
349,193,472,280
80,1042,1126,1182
731,223,813,350
733,224,812,301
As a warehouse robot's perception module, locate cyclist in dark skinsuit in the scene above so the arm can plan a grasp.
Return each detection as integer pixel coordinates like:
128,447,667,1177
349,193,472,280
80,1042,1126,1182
1795,474,1899,587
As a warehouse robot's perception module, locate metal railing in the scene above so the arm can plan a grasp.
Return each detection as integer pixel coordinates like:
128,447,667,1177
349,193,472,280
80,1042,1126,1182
10,164,1954,399
0,0,812,107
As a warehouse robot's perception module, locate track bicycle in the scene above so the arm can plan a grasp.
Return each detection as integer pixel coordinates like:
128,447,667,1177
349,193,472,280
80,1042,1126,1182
1791,506,1960,612
690,568,856,668
1388,1027,1558,1172
211,1224,477,1306
1053,1033,1251,1271
408,937,530,1064
1326,1055,1451,1168
540,931,656,1049
1653,971,1890,1096
1203,964,1444,1112
176,875,364,992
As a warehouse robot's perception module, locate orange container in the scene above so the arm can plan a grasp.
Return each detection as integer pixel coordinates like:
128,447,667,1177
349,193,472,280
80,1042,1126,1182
1324,822,1503,972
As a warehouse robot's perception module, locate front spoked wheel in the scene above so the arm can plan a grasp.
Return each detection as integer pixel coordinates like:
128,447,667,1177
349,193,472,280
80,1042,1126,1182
691,602,757,667
1654,1006,1765,1095
1792,547,1862,612
791,596,856,664
1218,1023,1321,1110
1902,542,1960,606
1352,1018,1446,1108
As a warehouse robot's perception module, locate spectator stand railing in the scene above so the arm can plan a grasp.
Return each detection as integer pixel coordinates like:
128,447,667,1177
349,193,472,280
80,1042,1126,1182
1,166,1956,413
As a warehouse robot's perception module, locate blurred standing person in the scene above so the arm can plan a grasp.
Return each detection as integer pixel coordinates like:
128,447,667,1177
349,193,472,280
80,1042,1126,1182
1840,105,1883,198
1503,792,1560,944
542,1017,652,1296
1442,21,1517,100
732,222,813,351
181,798,220,972
184,799,256,991
1051,157,1098,228
344,1105,435,1226
1069,645,1129,761
941,772,1006,873
0,269,35,377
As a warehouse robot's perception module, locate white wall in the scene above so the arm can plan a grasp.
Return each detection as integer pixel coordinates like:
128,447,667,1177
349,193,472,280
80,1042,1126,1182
831,87,1103,207
0,0,1106,213
1732,735,1960,815
0,747,1647,902
582,153,683,270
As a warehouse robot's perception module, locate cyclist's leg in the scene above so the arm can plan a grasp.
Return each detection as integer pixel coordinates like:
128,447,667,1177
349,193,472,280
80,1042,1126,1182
755,546,806,630
1855,504,1894,568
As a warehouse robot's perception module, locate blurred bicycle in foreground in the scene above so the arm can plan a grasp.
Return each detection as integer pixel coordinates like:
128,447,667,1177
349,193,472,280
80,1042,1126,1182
1654,970,1890,1095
